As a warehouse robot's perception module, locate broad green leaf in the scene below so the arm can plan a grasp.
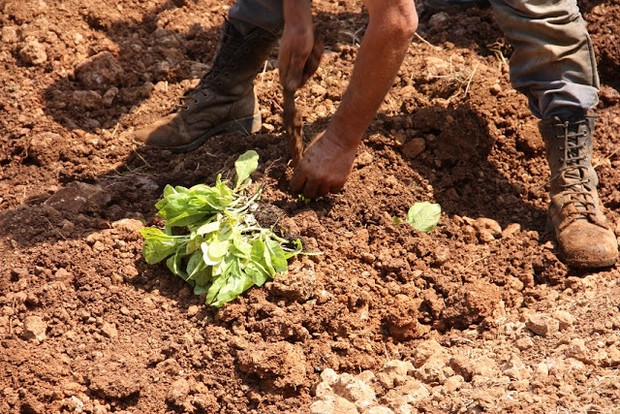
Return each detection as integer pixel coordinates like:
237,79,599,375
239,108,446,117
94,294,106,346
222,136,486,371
406,202,441,233
186,250,207,280
166,249,188,278
245,262,270,286
201,242,223,266
234,150,259,188
162,184,176,198
210,266,254,308
265,239,288,273
231,235,252,258
196,220,221,235
140,228,187,264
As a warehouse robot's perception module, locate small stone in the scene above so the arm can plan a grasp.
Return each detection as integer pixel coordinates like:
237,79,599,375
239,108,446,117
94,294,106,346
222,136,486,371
566,338,588,361
525,313,559,337
444,375,464,393
501,223,521,238
606,345,620,367
473,217,502,238
102,87,119,107
310,396,358,414
19,38,47,66
72,90,103,111
157,358,182,376
187,305,200,317
167,378,190,407
365,407,395,414
376,360,414,388
401,138,426,159
1,26,19,43
75,51,123,90
22,316,47,342
100,322,117,338
534,361,548,377
515,336,534,350
332,373,376,410
428,12,449,29
361,252,376,264
356,151,374,167
552,310,575,331
502,354,530,380
311,84,327,96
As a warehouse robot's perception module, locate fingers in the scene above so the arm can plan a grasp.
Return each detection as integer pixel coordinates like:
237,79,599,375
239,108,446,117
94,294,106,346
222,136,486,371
282,52,307,91
299,36,323,88
291,169,342,200
278,30,322,91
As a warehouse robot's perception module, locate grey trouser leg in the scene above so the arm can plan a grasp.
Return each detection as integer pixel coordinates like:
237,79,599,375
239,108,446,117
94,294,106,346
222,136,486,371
228,0,284,35
489,0,599,119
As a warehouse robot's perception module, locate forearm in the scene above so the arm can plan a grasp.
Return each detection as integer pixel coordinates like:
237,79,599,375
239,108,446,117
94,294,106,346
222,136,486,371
330,3,418,146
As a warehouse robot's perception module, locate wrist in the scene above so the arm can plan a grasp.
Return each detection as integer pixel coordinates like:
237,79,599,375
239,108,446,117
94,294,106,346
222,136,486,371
327,113,365,149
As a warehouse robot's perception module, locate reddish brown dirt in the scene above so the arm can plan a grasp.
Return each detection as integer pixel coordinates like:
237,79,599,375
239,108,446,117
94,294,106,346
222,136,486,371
1,1,620,413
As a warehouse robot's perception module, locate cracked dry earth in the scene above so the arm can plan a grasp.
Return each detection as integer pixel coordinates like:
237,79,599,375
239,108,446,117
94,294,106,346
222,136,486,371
1,0,620,413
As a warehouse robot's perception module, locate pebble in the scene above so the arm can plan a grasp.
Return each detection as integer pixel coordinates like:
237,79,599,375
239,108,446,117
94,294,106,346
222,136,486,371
444,375,465,393
167,378,190,407
310,395,358,414
534,361,548,377
552,310,575,331
100,322,117,338
473,217,502,238
356,151,374,167
515,336,534,350
19,38,47,65
607,345,620,367
501,223,521,238
502,354,530,380
187,305,200,317
22,316,47,342
365,407,395,414
525,313,559,337
401,138,426,159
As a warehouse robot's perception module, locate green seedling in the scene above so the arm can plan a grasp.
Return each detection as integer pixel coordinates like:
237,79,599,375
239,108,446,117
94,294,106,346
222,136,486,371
393,201,441,233
297,193,311,205
140,150,303,308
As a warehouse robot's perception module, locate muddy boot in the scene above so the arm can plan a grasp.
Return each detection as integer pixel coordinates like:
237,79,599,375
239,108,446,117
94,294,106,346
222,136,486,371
540,115,618,268
134,20,277,152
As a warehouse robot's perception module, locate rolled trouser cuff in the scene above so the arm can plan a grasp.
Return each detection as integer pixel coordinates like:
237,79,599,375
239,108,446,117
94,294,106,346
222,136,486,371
228,0,284,36
490,0,599,119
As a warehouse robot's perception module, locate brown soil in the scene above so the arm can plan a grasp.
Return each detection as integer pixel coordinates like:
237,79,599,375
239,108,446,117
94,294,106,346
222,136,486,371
2,1,620,413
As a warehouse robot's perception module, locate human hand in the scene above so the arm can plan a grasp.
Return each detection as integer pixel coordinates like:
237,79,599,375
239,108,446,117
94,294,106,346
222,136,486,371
278,0,321,91
290,129,359,199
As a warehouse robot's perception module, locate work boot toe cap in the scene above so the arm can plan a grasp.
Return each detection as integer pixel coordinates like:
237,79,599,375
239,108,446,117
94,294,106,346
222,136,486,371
557,220,619,269
134,114,180,147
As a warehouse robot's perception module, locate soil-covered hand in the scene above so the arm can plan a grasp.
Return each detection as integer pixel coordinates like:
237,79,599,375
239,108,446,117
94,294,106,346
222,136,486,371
290,129,358,199
278,0,316,91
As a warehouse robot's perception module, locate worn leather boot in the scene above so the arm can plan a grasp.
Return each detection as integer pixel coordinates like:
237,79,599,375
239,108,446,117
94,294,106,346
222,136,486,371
134,21,277,152
540,115,618,268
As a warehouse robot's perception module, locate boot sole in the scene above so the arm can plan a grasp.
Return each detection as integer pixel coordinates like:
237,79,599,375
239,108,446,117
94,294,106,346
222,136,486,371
170,114,262,153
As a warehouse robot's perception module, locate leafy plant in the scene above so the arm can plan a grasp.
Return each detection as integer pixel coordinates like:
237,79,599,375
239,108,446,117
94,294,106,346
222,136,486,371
393,201,441,233
140,150,302,308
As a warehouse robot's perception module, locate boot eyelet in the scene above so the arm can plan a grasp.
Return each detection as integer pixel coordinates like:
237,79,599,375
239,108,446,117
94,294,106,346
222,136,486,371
183,105,190,111
194,99,199,105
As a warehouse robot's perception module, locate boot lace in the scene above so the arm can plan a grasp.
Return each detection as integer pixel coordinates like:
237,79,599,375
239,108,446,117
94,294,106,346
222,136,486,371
553,119,596,217
178,21,243,112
